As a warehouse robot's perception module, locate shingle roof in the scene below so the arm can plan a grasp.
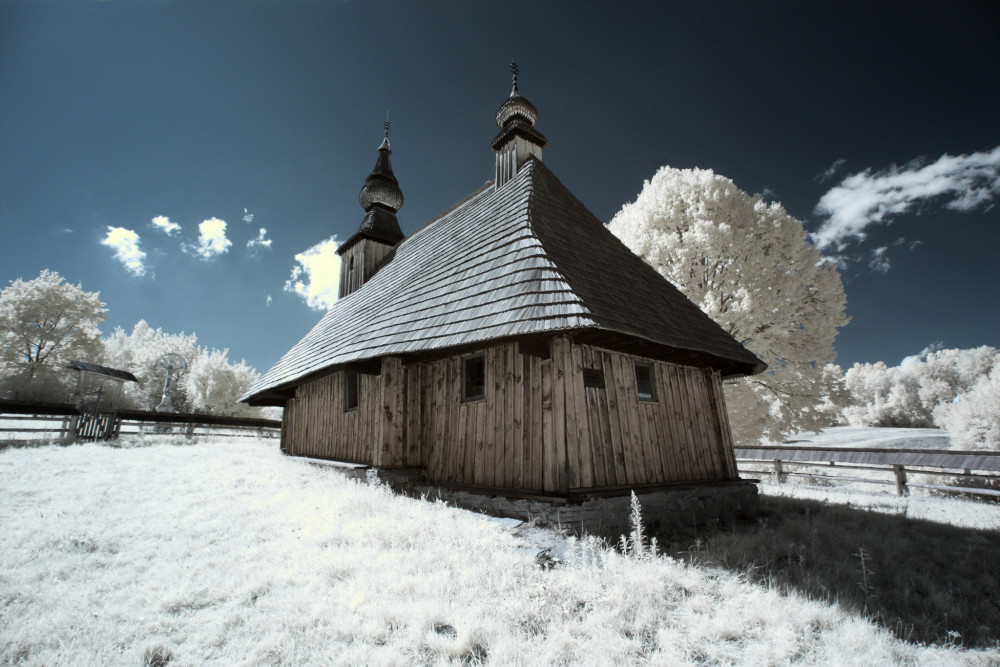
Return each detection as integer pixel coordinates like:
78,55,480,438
242,159,764,404
68,360,139,383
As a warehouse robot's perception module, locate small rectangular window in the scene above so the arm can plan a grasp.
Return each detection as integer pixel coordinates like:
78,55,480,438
462,353,486,402
582,368,605,389
344,371,359,411
635,363,656,401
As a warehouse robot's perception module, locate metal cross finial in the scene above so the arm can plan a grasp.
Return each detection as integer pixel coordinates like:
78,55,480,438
510,61,519,87
384,110,390,138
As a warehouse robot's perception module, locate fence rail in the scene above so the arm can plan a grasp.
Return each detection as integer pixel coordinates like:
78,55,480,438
0,399,281,443
736,445,1000,499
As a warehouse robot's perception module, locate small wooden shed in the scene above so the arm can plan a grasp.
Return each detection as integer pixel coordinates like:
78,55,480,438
242,72,765,522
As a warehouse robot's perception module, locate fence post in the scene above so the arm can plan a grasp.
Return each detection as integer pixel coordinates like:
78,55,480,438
773,459,784,483
893,464,908,496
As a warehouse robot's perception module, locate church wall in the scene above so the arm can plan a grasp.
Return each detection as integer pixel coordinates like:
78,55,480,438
338,239,395,299
567,342,737,493
280,335,738,496
414,336,738,495
281,370,381,464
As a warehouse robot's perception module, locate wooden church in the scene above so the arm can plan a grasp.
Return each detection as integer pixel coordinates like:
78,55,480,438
242,67,765,513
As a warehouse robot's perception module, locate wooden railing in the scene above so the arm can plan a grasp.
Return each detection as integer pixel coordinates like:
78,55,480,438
735,445,1000,499
0,399,281,443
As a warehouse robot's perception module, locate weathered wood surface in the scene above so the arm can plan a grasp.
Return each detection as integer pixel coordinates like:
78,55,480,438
282,371,379,463
281,337,739,493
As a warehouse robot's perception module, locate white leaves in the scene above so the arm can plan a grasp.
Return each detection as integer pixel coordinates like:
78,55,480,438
608,166,849,444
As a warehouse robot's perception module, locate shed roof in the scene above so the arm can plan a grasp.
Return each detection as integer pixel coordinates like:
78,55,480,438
68,360,139,383
243,159,764,405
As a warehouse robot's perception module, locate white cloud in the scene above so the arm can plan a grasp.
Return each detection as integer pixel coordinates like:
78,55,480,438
812,146,1000,251
867,246,890,273
151,215,181,235
265,294,272,307
247,227,272,252
815,158,846,183
283,236,341,311
101,226,147,277
242,208,254,224
900,342,944,370
184,217,232,259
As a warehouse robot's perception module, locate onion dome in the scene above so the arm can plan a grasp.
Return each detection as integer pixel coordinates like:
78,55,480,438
359,132,404,213
491,62,548,163
495,80,539,129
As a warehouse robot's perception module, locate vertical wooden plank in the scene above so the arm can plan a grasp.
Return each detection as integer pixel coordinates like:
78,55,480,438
516,349,528,489
610,352,641,484
691,369,723,478
503,344,515,489
528,354,543,491
560,339,580,489
601,350,630,485
484,347,498,488
540,358,556,492
676,367,707,480
550,336,569,492
652,364,678,483
661,366,691,482
446,356,460,482
508,344,523,489
569,343,595,490
705,371,736,479
692,368,722,479
712,373,739,477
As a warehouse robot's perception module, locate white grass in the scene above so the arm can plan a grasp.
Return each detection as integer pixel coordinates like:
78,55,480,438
2,436,998,665
778,425,953,450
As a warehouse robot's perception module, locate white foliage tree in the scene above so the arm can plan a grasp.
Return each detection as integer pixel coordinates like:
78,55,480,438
102,320,199,411
934,365,1000,450
181,348,261,417
608,167,849,444
0,270,107,401
841,346,999,442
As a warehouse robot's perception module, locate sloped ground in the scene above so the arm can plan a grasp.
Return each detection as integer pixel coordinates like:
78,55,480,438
1,436,997,666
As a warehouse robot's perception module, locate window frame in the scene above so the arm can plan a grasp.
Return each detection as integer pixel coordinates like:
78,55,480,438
344,370,359,412
461,351,486,403
634,362,657,402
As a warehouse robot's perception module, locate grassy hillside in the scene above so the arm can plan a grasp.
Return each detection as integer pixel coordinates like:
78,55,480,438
1,436,997,665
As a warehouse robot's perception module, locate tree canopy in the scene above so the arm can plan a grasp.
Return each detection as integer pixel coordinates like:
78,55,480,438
608,167,849,444
0,270,107,400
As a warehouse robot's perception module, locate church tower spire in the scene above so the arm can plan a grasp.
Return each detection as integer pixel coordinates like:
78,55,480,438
492,62,547,187
336,123,405,299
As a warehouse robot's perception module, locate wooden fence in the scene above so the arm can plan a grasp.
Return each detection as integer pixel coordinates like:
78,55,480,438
736,445,1000,499
0,399,281,443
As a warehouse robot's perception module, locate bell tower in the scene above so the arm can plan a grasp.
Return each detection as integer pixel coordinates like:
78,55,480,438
491,62,548,188
336,121,405,299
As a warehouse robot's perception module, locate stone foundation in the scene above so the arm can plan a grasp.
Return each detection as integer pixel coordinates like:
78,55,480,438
299,456,758,539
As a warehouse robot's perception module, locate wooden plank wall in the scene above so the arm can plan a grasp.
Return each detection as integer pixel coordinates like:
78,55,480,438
570,343,735,490
280,336,737,494
338,239,394,298
414,341,562,493
281,371,380,464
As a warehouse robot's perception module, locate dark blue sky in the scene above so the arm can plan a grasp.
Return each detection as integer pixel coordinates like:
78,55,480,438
2,0,998,375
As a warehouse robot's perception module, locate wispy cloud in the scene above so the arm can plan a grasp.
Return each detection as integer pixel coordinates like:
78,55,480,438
101,227,147,277
242,208,254,224
815,158,846,183
867,246,890,273
265,294,272,307
151,215,181,235
184,217,232,259
283,236,341,311
247,227,272,253
812,146,1000,251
